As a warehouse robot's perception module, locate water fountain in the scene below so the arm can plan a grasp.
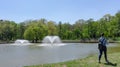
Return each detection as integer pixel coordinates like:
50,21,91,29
39,36,66,46
15,39,29,43
11,39,31,46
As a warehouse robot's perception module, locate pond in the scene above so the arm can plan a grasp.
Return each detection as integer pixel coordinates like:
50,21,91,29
0,43,117,67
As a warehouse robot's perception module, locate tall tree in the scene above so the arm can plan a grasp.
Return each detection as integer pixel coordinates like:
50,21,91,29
115,11,120,36
47,21,57,35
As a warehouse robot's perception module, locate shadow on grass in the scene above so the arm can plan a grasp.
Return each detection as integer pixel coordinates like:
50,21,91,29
104,62,117,66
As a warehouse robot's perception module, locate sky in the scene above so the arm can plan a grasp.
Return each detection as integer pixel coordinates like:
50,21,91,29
0,0,120,24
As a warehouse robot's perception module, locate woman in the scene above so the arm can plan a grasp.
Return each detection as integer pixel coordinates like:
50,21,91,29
98,33,109,63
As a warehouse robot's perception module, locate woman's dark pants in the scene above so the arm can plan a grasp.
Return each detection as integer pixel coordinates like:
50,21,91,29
98,46,108,62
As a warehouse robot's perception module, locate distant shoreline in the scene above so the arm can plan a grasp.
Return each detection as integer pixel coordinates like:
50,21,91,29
62,40,117,43
0,40,119,44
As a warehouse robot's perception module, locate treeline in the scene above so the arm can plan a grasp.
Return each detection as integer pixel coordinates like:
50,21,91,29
0,11,120,43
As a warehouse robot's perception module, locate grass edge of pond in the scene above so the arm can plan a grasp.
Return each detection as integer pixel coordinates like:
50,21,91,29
24,43,120,67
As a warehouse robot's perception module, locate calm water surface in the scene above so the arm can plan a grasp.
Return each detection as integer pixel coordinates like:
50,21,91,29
0,43,116,67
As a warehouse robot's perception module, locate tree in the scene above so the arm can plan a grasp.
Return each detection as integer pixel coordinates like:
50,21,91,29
58,21,62,38
24,19,48,42
115,11,120,36
73,19,85,39
47,21,58,35
16,22,26,39
0,20,17,41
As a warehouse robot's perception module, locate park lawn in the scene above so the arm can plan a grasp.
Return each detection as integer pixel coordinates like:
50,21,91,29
25,44,120,67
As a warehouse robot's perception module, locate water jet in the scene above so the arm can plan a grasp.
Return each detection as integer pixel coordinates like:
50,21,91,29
40,36,65,46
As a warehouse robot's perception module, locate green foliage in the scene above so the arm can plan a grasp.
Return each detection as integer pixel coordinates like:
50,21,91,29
47,21,57,35
1,11,120,42
16,22,26,39
0,20,17,41
23,19,48,42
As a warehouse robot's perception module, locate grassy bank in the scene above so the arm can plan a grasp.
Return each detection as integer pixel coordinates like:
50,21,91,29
25,44,120,67
25,53,119,67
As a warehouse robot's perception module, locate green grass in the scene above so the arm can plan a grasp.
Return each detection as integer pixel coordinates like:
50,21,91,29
25,44,120,67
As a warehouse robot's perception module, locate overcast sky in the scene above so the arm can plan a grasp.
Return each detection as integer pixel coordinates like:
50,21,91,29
0,0,120,24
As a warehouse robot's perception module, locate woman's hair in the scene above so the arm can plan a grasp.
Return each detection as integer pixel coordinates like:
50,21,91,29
101,33,104,36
